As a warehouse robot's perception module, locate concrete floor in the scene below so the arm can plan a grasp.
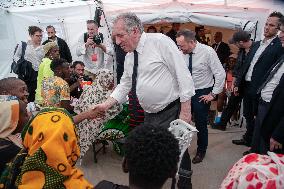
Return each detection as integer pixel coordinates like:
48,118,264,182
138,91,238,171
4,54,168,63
78,126,248,189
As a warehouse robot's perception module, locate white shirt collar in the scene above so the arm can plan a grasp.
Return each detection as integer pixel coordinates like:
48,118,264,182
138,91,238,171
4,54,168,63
136,32,146,54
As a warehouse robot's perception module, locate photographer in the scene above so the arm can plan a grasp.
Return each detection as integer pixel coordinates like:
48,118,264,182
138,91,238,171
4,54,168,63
68,61,92,99
76,20,107,80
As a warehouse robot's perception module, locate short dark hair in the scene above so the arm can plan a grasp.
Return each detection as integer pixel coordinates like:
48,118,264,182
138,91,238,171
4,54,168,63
125,124,180,188
46,25,55,31
86,20,98,26
71,61,85,69
229,30,251,44
0,77,23,94
50,58,68,72
28,26,42,35
176,29,196,42
269,11,283,19
280,16,284,27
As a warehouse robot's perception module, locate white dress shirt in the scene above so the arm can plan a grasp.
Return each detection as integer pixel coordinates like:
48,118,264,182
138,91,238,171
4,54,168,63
76,34,105,75
15,40,44,71
111,32,195,113
245,37,276,81
261,62,284,102
183,42,226,95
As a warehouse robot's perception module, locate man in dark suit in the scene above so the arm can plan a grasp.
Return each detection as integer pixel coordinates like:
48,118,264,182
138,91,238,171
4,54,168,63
212,32,231,65
249,16,284,155
212,30,254,131
42,25,72,63
231,12,284,148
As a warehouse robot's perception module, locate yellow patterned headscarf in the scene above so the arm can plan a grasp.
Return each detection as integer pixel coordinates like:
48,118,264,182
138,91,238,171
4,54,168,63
16,108,93,189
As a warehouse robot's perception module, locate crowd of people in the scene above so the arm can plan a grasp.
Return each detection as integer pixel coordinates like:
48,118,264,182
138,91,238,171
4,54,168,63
0,10,284,189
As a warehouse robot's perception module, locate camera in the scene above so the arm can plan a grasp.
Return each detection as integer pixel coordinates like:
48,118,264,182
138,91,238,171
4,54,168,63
93,34,102,45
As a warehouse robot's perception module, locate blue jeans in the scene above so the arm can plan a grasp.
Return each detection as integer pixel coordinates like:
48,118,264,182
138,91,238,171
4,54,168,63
191,87,212,153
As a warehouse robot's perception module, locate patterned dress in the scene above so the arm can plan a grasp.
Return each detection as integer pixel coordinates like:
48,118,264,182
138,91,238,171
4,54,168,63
41,76,70,107
74,69,122,159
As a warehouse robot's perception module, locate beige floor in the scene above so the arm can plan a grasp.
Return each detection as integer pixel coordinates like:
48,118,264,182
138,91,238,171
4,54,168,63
79,126,248,189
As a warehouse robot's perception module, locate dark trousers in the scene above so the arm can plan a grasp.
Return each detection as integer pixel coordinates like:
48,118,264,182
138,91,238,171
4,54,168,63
144,100,192,189
25,70,38,102
192,87,212,153
219,94,243,127
243,82,259,143
251,99,270,154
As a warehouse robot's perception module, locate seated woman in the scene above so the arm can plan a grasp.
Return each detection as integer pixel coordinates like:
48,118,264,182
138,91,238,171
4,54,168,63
35,42,59,105
221,152,284,189
0,107,93,188
0,96,29,174
74,69,122,160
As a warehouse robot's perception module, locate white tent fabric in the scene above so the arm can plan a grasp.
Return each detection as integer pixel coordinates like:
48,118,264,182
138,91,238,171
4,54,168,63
0,0,283,79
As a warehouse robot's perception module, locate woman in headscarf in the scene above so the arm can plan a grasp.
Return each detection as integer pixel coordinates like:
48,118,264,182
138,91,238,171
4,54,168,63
221,152,284,189
0,107,93,189
35,42,60,105
0,96,29,174
74,69,123,159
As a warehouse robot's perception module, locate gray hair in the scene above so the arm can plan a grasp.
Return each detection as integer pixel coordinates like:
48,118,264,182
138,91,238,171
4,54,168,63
114,12,144,34
176,29,196,42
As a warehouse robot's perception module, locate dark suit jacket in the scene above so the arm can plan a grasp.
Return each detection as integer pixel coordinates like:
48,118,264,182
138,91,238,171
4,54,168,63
43,36,72,63
261,57,284,150
235,37,284,96
212,41,230,64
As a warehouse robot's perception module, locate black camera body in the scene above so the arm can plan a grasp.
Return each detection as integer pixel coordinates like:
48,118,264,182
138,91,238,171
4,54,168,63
84,32,104,45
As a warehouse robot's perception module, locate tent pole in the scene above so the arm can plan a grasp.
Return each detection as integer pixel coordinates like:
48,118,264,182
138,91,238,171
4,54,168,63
224,0,228,6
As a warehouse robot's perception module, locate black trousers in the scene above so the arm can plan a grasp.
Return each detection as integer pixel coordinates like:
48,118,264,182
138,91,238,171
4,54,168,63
251,99,270,154
243,82,259,143
25,70,38,102
144,100,192,189
219,94,243,127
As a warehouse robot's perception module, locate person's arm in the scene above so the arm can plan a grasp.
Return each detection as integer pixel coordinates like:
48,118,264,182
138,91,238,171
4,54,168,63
73,109,100,124
179,100,192,123
76,34,89,56
209,48,226,95
271,116,284,151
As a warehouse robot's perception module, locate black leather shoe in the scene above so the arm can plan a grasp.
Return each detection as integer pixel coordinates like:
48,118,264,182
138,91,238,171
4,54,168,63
192,152,205,164
232,138,251,147
211,123,226,131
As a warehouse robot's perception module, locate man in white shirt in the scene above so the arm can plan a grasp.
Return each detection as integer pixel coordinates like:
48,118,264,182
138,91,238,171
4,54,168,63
248,16,284,155
176,29,226,164
76,20,108,80
94,13,195,189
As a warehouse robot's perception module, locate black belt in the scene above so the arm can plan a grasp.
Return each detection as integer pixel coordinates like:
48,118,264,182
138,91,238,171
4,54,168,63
158,98,180,114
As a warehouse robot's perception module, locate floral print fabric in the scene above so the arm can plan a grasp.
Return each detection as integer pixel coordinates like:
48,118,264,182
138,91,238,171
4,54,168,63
221,152,284,189
41,76,70,107
74,69,122,159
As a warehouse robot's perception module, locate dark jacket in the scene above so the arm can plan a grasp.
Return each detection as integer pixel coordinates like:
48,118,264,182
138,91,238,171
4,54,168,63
166,29,178,44
212,42,230,64
43,36,72,63
235,37,284,96
261,56,284,150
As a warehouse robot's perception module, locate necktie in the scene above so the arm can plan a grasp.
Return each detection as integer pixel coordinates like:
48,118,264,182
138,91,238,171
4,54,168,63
257,60,283,94
129,50,144,127
131,50,139,93
188,53,193,74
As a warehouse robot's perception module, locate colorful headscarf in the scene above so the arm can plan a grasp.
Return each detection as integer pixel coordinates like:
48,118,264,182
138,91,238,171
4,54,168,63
74,69,122,159
0,95,23,148
15,108,93,189
221,152,284,189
